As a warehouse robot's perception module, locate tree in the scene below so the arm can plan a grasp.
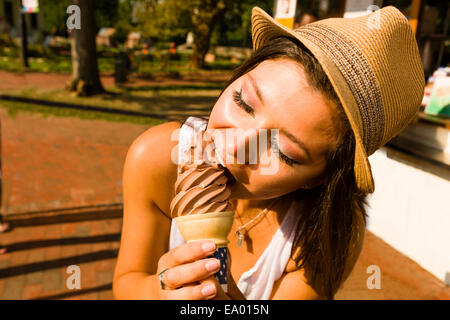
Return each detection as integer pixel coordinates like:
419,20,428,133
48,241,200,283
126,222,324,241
137,0,192,41
189,0,241,68
66,0,104,96
138,0,274,69
212,0,274,48
41,0,70,35
137,0,233,69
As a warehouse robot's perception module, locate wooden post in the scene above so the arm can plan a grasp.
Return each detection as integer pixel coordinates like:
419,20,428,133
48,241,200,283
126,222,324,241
18,0,29,68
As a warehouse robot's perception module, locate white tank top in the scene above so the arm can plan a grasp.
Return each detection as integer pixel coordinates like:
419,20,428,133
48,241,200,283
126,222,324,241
169,116,303,300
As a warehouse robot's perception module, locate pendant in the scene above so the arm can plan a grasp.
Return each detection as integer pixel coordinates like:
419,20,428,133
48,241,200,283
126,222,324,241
236,230,244,248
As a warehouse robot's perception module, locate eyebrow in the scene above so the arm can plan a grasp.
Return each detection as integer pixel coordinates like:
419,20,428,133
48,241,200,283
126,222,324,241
279,128,312,162
247,73,265,105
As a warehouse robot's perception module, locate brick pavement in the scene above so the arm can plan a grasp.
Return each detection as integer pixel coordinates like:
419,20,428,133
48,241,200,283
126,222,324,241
0,107,150,299
0,108,151,214
0,205,122,300
0,100,448,300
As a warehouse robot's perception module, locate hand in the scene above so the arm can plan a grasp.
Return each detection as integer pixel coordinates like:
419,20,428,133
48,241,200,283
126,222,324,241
156,240,226,300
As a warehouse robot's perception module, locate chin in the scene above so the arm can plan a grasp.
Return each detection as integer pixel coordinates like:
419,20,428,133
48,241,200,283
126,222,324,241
227,178,252,200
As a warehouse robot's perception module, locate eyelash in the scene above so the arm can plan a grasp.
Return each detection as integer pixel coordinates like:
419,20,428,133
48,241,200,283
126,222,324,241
232,88,300,167
232,88,255,116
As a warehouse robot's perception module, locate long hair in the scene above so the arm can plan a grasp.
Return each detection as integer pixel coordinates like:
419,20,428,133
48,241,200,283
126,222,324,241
214,36,369,299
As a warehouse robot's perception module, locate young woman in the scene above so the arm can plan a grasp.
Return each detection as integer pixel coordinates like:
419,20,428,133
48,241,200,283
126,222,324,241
113,6,424,300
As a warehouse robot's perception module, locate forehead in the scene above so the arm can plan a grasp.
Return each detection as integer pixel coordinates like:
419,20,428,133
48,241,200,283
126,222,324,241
248,58,340,156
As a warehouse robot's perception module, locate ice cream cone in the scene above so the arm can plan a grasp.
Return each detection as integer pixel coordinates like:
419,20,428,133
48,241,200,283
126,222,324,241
174,211,234,246
175,211,234,292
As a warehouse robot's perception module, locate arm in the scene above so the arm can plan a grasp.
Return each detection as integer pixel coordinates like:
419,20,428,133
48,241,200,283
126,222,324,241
112,121,232,300
113,121,180,299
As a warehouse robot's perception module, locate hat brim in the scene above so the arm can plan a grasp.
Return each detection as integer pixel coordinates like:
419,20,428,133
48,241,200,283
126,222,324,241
251,7,375,194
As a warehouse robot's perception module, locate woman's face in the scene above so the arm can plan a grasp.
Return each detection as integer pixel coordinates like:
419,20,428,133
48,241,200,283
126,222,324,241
206,58,342,200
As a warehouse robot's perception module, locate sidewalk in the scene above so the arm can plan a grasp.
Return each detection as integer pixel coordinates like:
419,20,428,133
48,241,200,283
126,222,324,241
0,70,229,91
0,107,448,299
0,205,122,299
0,108,150,214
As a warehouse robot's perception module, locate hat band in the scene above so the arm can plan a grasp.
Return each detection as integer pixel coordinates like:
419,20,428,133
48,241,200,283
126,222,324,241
295,24,385,156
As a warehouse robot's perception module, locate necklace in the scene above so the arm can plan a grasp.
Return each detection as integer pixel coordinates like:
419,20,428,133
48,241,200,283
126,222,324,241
234,199,277,248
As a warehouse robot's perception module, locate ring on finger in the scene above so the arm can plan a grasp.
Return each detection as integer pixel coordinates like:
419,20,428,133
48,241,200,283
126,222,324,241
158,268,176,290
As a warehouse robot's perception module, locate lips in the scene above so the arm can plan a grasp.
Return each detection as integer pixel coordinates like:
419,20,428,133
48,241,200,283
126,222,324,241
210,131,237,187
223,166,236,187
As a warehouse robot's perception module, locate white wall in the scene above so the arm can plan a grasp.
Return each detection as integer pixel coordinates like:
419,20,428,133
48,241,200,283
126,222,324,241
366,147,450,284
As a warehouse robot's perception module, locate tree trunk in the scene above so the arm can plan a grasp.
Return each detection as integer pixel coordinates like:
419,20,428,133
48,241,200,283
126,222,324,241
67,0,104,96
191,22,214,69
190,0,229,69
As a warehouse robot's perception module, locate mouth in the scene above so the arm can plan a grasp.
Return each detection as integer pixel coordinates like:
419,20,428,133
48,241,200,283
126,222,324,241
223,166,237,187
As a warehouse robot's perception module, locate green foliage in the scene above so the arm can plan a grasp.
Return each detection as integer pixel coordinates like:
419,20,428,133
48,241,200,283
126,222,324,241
40,0,120,35
198,0,274,48
110,0,135,45
0,100,166,126
40,0,70,34
94,0,120,29
137,0,192,42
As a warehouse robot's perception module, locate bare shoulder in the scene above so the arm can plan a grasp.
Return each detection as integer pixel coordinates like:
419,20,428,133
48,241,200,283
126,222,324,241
123,121,182,217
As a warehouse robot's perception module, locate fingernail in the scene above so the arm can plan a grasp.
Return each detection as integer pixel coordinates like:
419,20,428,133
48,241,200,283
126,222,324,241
201,285,216,297
202,241,216,253
205,260,219,272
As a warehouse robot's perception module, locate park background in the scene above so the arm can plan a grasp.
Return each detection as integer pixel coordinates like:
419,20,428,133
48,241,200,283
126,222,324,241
0,0,449,300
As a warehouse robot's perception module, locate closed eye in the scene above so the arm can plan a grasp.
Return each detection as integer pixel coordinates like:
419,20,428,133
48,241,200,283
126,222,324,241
233,88,255,117
233,87,299,167
278,150,300,166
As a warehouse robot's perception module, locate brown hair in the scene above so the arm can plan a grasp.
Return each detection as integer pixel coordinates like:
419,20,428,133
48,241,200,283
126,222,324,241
216,36,369,299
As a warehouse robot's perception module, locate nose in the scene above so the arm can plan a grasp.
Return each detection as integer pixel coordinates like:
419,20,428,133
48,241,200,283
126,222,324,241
212,128,270,165
233,130,257,164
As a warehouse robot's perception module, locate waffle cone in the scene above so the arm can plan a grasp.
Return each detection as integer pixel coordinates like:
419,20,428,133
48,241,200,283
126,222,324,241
174,211,235,247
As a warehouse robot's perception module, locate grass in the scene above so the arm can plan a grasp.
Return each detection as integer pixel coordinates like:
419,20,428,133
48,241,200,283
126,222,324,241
1,86,221,115
0,99,167,126
0,83,223,125
0,47,241,74
0,55,114,74
0,47,230,124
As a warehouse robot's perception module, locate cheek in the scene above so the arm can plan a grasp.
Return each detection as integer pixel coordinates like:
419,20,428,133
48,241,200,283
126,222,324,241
208,84,245,128
241,168,306,198
239,160,328,198
208,91,233,126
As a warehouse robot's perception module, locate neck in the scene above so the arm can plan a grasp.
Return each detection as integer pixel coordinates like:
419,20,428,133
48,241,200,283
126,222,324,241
231,192,296,223
232,198,274,213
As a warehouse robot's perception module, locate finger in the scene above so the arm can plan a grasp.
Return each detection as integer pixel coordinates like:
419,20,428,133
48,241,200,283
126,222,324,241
158,240,216,271
200,275,230,300
161,258,220,289
162,279,218,300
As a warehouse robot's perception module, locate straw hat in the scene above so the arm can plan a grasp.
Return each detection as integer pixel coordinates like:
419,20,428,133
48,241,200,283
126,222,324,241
251,6,425,194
